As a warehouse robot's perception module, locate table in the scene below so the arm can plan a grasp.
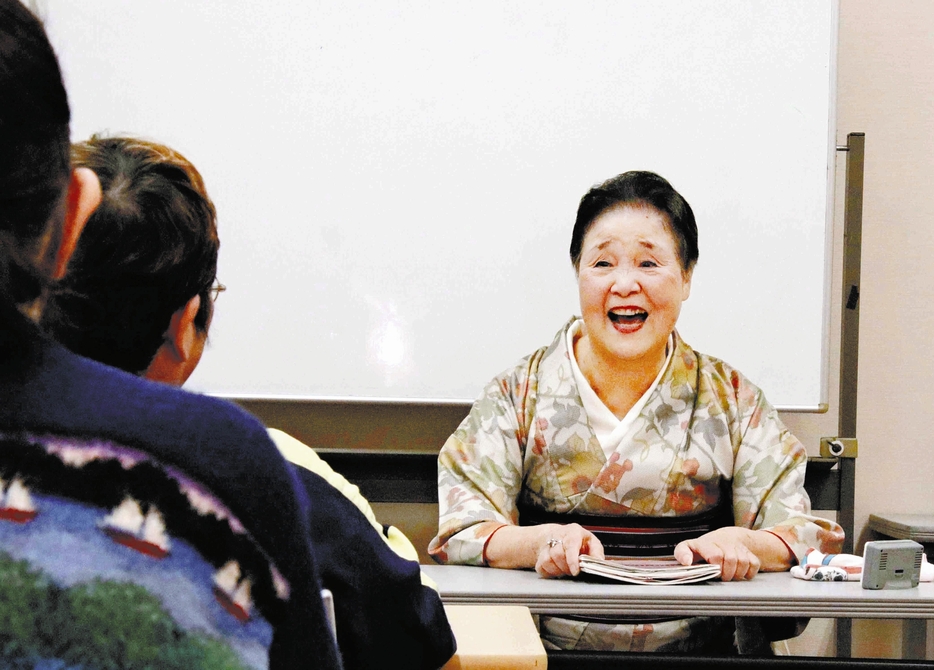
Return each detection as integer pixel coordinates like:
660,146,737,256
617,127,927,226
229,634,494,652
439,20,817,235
422,565,934,664
440,605,546,670
423,565,934,620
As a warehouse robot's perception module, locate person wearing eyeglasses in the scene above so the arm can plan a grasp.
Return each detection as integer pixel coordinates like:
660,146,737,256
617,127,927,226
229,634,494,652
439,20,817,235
44,136,222,386
42,133,455,670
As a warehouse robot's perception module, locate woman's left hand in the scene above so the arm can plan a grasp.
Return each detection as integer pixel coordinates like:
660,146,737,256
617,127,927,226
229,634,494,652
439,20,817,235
673,527,762,581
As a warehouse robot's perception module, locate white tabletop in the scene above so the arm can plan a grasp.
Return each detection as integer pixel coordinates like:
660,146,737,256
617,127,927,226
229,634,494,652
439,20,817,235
422,565,934,620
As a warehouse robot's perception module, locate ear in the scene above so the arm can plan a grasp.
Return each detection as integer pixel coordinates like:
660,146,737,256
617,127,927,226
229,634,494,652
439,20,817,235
142,295,204,386
54,167,102,279
165,295,203,362
681,267,693,301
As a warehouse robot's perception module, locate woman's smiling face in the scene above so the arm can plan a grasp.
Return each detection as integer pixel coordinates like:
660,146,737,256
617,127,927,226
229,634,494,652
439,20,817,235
576,203,692,374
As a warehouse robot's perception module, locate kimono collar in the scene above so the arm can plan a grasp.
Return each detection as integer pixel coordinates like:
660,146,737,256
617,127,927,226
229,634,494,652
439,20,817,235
531,317,702,513
537,317,699,412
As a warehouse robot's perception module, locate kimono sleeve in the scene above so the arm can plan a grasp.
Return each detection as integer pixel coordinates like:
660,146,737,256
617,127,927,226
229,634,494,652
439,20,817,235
428,374,530,565
730,380,845,564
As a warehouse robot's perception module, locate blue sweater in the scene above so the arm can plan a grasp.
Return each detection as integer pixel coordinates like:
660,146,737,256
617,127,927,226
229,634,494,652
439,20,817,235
0,338,342,668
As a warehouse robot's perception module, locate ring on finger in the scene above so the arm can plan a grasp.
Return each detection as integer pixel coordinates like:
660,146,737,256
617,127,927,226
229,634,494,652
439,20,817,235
547,538,563,549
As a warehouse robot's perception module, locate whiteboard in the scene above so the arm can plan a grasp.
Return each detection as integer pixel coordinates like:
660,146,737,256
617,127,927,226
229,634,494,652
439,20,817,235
42,0,837,409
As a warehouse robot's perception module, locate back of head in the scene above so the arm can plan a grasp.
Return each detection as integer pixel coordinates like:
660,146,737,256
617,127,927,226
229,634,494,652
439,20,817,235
43,135,219,374
0,0,72,363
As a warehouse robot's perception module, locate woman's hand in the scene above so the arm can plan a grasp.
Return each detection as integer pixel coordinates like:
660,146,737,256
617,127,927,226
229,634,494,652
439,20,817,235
673,526,795,581
483,522,605,577
534,523,605,578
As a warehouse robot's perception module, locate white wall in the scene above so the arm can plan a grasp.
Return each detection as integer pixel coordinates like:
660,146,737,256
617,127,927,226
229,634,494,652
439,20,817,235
783,0,934,657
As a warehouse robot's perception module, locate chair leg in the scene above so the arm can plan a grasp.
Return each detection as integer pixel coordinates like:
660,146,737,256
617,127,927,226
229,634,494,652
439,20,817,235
836,618,851,657
902,619,928,660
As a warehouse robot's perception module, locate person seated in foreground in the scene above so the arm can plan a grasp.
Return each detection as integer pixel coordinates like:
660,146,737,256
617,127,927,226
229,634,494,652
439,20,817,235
429,170,845,654
0,2,341,667
41,134,455,669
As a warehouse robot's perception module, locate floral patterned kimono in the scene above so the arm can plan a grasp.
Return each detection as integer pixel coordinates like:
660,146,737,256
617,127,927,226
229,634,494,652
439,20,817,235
429,318,844,652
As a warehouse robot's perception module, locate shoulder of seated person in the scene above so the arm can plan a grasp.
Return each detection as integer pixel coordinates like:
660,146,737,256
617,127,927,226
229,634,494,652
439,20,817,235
54,341,273,442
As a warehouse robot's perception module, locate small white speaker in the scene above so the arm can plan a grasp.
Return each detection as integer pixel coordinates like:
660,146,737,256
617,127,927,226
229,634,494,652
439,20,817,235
861,539,924,590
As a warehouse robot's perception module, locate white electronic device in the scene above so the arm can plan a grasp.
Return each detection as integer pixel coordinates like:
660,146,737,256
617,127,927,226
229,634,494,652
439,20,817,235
861,540,924,590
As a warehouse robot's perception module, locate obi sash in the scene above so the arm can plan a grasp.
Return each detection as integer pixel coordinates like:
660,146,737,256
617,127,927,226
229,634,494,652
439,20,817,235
517,497,735,626
517,497,733,557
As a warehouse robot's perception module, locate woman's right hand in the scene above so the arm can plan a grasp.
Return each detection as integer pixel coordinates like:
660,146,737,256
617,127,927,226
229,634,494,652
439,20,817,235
534,523,605,577
483,521,605,577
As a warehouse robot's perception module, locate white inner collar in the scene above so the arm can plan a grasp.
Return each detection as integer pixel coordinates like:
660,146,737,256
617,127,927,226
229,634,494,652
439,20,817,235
567,319,674,460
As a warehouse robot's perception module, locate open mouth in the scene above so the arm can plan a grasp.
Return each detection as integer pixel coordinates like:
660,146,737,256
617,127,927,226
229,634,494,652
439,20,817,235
608,309,648,326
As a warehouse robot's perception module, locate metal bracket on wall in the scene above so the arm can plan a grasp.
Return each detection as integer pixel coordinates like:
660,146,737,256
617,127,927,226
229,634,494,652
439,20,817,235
819,437,858,459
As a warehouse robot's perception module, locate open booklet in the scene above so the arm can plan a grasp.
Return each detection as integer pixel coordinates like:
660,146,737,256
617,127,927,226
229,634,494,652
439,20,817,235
578,555,722,585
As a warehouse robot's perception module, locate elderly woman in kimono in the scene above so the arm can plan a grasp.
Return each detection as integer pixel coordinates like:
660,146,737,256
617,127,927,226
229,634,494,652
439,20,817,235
428,170,844,653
